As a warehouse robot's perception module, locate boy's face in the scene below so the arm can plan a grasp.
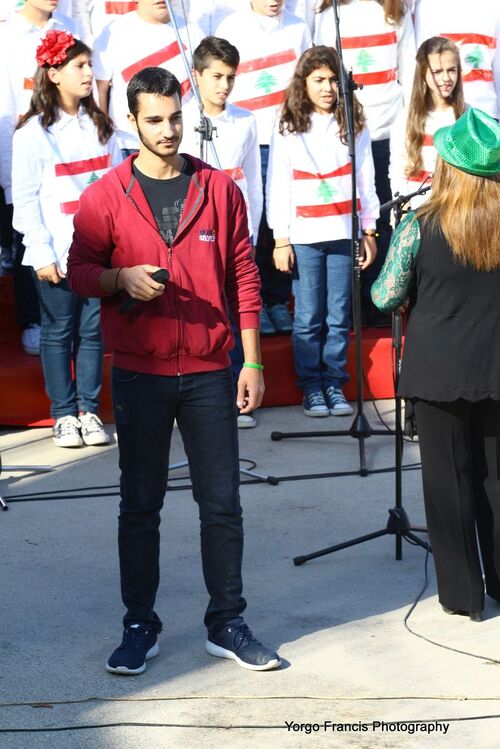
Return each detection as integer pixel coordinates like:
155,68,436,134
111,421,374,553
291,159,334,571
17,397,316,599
137,0,170,24
251,0,284,17
195,58,237,113
128,92,183,160
25,0,59,13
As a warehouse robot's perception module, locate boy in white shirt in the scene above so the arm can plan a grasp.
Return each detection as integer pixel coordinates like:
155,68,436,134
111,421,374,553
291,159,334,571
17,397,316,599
182,35,263,427
93,0,201,153
0,0,82,355
216,0,312,335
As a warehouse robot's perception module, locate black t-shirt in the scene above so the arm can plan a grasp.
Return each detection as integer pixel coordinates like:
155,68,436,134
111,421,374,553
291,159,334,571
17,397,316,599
133,158,194,245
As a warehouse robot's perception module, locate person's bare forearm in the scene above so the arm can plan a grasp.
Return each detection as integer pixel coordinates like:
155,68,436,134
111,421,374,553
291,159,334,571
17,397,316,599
240,327,262,364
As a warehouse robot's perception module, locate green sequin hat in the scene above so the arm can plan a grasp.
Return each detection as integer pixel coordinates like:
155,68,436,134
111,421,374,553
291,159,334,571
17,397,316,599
433,108,500,177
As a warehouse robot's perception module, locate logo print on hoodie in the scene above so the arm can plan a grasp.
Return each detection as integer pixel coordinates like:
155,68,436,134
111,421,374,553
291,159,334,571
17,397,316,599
199,229,216,243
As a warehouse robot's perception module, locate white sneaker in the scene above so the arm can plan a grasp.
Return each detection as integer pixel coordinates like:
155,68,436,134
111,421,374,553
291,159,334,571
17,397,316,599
238,412,257,429
79,412,110,446
53,415,82,448
21,324,41,356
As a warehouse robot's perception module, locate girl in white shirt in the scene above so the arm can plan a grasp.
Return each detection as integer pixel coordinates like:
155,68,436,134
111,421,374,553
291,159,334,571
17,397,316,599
314,0,415,324
390,36,465,209
12,31,120,448
267,45,379,417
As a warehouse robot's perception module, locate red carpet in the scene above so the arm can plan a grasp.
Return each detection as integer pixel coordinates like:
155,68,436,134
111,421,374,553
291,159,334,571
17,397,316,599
0,275,395,426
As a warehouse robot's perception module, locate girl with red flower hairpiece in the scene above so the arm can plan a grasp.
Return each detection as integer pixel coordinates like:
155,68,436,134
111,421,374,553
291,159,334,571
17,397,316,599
11,33,121,448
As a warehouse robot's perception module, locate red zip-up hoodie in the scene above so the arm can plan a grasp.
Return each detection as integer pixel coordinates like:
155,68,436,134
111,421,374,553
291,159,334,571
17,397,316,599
67,153,261,376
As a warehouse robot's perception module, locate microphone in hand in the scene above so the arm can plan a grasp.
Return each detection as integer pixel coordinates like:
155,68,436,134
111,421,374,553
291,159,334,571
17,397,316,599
118,268,169,314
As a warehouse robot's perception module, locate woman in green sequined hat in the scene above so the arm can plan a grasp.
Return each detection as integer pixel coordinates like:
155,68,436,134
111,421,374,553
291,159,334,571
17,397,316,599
371,107,500,621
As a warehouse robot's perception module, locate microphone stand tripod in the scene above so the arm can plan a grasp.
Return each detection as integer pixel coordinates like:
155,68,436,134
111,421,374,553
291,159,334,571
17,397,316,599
270,0,394,477
294,189,431,565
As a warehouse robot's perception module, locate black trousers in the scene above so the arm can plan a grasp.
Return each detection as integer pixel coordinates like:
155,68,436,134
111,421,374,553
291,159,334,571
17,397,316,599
414,398,500,613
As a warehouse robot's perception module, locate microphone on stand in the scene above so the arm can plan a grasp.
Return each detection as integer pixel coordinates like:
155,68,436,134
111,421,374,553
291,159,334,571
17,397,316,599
118,268,169,314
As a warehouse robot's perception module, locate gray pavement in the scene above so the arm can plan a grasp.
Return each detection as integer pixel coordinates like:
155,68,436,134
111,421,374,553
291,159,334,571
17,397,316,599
1,401,500,749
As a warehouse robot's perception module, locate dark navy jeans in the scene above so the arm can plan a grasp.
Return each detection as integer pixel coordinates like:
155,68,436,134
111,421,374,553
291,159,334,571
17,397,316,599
111,366,247,635
35,277,102,418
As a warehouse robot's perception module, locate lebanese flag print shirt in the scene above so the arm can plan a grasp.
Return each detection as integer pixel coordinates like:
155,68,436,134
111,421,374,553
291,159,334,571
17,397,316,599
93,12,202,148
12,110,121,273
215,8,312,145
314,0,416,140
414,0,500,118
267,113,379,245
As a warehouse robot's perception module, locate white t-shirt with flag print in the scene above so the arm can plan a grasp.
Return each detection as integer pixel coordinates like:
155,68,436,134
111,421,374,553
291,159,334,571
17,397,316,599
88,0,194,38
12,109,121,273
267,112,379,245
0,11,83,203
93,12,202,149
314,0,416,142
389,106,457,210
215,8,312,146
414,0,500,119
181,99,263,239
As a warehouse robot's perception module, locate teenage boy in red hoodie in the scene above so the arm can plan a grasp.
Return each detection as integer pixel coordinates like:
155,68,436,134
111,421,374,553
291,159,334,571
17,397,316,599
67,67,280,675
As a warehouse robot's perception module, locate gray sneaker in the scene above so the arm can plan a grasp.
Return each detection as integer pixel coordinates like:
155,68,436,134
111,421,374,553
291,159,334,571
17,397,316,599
324,386,353,416
53,415,82,448
79,412,110,446
303,391,329,417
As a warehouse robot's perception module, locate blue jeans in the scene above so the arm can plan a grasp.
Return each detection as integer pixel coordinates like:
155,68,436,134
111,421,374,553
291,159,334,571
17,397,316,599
111,366,246,634
35,277,103,418
292,240,352,392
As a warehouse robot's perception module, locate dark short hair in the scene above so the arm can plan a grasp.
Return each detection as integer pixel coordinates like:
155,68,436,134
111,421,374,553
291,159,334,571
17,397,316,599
127,67,182,117
192,36,240,73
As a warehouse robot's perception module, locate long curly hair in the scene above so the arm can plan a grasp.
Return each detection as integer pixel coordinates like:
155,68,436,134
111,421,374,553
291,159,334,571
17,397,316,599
405,37,464,179
317,0,406,25
17,39,113,144
279,46,365,141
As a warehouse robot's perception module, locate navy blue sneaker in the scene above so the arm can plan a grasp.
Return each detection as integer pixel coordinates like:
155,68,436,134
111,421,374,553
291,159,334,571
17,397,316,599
303,390,329,417
106,623,159,675
206,621,281,671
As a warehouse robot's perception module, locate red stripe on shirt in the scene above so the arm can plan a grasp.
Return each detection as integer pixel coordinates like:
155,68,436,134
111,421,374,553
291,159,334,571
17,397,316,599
224,167,245,181
60,200,80,215
54,154,111,177
341,31,397,49
296,199,361,219
408,170,433,183
234,89,286,111
105,1,136,13
237,49,297,74
422,134,434,147
463,69,494,83
441,33,496,49
121,41,184,82
293,164,351,180
354,68,397,85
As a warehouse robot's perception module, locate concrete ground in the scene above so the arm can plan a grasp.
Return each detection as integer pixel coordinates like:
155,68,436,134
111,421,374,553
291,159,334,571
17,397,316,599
1,401,500,749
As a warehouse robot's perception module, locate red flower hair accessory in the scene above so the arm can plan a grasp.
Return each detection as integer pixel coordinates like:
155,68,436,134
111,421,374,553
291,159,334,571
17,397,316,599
36,30,76,68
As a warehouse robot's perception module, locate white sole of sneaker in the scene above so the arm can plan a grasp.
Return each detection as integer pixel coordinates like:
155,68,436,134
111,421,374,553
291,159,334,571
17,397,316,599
330,407,354,416
303,410,329,418
82,435,111,446
105,642,159,675
205,640,281,671
53,438,83,448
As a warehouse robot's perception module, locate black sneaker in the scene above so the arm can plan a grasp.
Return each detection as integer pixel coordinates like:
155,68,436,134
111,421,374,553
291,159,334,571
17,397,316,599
206,621,280,671
106,623,159,675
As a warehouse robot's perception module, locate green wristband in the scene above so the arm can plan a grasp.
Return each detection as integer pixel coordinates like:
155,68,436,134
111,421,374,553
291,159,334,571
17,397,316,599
243,362,264,371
